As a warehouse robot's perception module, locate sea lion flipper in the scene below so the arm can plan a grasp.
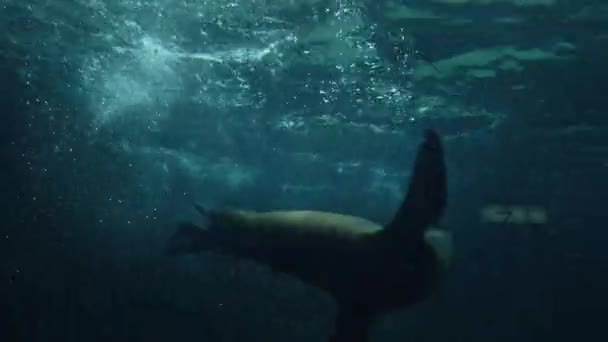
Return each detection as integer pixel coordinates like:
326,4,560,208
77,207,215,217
386,129,447,240
191,202,217,229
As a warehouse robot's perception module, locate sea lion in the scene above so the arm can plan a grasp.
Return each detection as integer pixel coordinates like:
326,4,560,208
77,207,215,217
168,129,452,342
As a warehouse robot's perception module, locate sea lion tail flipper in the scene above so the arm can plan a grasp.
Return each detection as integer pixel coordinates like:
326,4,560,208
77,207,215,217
330,305,371,342
167,222,211,256
386,129,447,241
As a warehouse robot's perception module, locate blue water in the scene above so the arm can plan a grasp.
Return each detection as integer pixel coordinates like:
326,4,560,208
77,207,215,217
1,0,607,341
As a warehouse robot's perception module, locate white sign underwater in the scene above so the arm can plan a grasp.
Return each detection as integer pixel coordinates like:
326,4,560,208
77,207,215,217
481,204,548,224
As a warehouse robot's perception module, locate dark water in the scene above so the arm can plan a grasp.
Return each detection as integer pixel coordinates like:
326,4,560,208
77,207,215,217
2,0,608,341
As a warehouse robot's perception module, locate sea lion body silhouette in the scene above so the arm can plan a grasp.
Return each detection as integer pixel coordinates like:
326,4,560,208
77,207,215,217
168,129,452,342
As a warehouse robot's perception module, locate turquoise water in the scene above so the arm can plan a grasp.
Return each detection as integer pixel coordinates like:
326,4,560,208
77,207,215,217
1,1,607,341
